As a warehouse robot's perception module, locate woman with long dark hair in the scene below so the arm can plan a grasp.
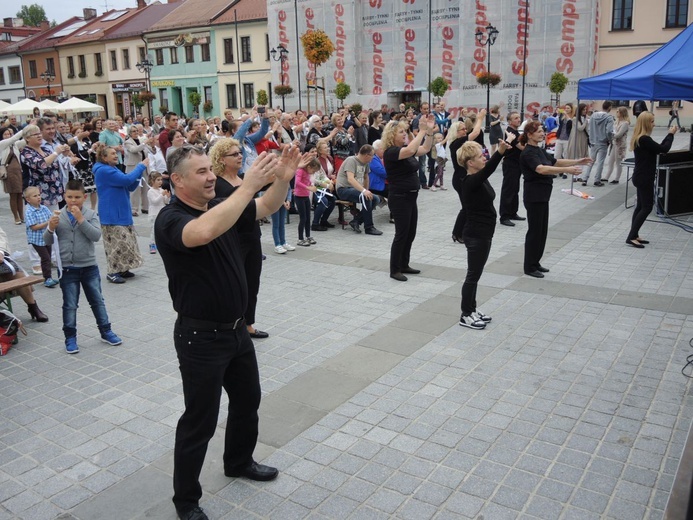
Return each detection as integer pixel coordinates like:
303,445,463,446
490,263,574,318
519,121,591,278
625,112,677,248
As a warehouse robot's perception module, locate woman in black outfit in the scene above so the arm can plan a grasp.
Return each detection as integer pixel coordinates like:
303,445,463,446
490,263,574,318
626,112,677,248
450,110,485,243
382,114,436,281
519,121,590,278
455,138,510,329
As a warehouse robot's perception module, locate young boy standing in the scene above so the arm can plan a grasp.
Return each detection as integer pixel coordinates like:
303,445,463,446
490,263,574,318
24,186,59,287
44,180,122,354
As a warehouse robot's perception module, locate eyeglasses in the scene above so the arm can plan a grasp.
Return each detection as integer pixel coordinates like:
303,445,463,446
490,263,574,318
224,152,241,158
26,133,41,138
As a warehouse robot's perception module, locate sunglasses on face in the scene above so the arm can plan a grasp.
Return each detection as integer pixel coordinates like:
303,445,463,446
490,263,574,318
224,151,241,157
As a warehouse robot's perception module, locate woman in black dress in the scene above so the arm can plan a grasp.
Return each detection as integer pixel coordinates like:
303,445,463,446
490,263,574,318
626,112,677,248
455,138,510,329
519,121,591,278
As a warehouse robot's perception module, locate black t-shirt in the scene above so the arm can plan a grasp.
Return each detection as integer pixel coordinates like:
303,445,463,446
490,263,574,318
503,127,521,166
520,145,557,203
450,136,469,196
155,197,256,322
215,176,261,240
633,134,674,188
384,146,419,193
459,152,503,239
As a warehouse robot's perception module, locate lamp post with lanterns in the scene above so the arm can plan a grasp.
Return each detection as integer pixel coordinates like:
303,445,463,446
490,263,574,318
270,44,289,111
475,23,499,132
136,54,155,121
40,70,55,100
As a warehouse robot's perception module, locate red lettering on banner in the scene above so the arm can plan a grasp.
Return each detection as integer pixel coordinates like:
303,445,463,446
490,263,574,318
404,28,416,91
334,4,347,83
278,10,290,86
512,1,531,75
527,101,540,115
305,9,316,82
556,0,578,73
369,0,382,7
441,26,455,88
592,0,600,73
372,32,383,95
471,1,488,76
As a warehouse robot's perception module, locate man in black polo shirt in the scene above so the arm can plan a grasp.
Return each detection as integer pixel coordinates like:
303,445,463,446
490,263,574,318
156,144,301,520
498,111,526,226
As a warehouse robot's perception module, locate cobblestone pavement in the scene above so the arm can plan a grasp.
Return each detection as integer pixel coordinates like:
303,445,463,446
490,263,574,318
0,130,692,519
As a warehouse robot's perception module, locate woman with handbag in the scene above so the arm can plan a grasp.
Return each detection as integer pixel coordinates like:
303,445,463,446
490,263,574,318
0,126,26,224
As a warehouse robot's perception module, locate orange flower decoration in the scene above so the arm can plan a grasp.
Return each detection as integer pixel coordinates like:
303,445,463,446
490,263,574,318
300,29,335,66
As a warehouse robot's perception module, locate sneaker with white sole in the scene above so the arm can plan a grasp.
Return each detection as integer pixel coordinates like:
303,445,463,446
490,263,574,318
297,239,310,247
65,337,79,354
274,245,287,254
430,186,438,191
282,243,296,251
307,237,316,244
472,311,492,323
459,314,486,330
100,330,123,346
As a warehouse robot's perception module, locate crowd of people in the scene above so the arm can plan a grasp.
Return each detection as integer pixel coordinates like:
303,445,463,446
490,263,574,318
0,97,676,520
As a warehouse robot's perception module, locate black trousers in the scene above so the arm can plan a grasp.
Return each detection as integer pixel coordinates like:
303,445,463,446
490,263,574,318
240,236,262,325
172,321,260,512
461,237,492,315
499,161,521,220
627,183,655,241
388,191,418,274
295,196,311,239
524,201,550,273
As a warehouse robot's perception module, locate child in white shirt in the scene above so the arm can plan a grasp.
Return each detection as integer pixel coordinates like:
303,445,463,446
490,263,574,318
147,172,170,254
431,133,449,191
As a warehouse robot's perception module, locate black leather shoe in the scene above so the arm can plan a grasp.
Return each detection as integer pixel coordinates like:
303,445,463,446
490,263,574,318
510,214,526,221
390,272,408,282
525,270,545,278
321,221,336,228
500,219,515,227
119,271,135,278
311,225,328,231
536,266,550,273
401,267,421,274
177,506,209,520
364,227,383,235
225,461,278,481
248,329,269,339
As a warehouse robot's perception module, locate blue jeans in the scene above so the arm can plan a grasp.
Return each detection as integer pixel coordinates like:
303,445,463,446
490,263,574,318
60,265,111,339
337,187,380,229
313,192,335,226
417,155,427,187
270,206,287,246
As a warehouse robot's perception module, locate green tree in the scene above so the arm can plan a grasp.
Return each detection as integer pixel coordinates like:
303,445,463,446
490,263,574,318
549,72,569,107
334,82,351,107
188,91,202,114
256,89,268,106
428,77,449,102
16,4,48,27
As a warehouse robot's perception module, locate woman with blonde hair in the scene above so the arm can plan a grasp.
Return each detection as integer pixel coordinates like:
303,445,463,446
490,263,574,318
603,106,631,184
382,115,436,281
209,138,276,338
625,112,677,248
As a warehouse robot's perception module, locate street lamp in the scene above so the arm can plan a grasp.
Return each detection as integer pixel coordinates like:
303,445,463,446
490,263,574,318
40,70,55,100
270,44,289,111
136,54,154,121
475,24,499,132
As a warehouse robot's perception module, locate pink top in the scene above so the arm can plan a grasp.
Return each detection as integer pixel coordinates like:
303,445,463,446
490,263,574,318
294,167,312,197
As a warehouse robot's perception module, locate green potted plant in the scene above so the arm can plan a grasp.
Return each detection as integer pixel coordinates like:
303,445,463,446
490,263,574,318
188,91,202,115
428,77,449,102
256,89,268,106
549,71,569,107
274,85,293,97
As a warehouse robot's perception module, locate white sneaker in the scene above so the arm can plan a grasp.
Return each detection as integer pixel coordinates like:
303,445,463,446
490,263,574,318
32,266,42,275
472,311,492,323
274,245,287,254
430,186,438,192
282,243,296,251
440,186,448,191
459,314,486,330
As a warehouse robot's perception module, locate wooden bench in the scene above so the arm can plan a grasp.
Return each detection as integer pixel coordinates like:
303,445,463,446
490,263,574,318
335,199,358,229
0,276,43,313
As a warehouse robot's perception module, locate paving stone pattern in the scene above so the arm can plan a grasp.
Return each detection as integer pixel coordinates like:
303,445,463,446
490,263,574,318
0,130,692,519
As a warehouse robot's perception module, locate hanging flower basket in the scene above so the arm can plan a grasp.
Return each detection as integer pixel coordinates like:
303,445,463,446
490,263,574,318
274,85,294,97
300,29,335,66
203,101,213,113
138,91,156,103
476,72,502,87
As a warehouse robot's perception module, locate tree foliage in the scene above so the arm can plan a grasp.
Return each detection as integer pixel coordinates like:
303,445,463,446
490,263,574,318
428,77,449,100
300,30,334,66
188,91,202,109
16,4,48,27
334,82,351,106
256,89,268,106
549,72,569,95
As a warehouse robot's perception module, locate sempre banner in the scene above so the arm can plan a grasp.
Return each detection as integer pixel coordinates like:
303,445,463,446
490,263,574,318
267,0,600,118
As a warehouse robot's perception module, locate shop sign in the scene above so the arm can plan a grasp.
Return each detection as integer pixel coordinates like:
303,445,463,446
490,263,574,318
151,80,176,87
148,32,210,49
112,82,146,92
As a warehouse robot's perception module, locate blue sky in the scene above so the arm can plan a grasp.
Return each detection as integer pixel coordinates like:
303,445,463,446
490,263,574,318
5,0,136,26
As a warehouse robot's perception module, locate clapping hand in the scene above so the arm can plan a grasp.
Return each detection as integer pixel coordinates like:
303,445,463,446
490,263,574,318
497,139,511,154
274,145,302,183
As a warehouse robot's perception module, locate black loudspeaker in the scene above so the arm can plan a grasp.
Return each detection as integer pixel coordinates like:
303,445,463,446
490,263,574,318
657,151,693,216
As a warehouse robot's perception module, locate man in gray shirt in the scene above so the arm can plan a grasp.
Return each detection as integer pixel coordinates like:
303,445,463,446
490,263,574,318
336,144,383,235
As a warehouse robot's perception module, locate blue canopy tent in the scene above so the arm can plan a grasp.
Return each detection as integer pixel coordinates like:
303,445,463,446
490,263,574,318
578,23,693,101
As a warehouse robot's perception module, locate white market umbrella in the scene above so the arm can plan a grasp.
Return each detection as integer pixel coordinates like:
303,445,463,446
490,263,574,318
59,97,105,113
38,99,61,110
0,100,10,111
0,98,42,116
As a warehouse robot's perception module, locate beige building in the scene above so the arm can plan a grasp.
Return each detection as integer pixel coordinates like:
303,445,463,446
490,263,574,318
597,0,691,125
